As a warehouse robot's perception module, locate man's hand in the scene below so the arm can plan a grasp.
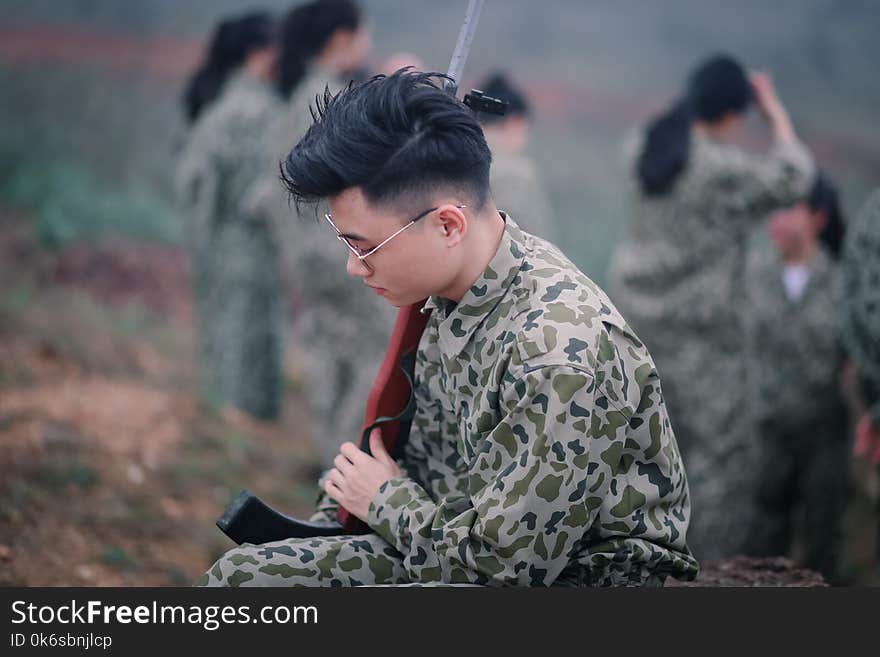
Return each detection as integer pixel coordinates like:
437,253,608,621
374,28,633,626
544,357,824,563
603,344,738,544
749,71,795,142
324,429,404,522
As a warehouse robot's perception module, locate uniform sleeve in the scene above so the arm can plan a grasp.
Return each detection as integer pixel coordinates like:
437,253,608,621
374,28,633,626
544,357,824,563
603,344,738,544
367,364,604,586
308,492,340,523
176,133,223,247
306,467,341,523
714,138,815,218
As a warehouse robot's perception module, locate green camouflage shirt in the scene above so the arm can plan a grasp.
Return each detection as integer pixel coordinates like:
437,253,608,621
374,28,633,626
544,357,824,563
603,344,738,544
178,71,283,247
366,216,697,586
747,240,845,431
609,133,815,361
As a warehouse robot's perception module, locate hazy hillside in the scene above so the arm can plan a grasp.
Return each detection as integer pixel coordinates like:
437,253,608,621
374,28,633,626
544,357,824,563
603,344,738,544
1,0,878,281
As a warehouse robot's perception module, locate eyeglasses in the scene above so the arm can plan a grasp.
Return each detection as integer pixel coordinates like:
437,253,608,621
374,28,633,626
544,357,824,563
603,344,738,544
324,204,467,271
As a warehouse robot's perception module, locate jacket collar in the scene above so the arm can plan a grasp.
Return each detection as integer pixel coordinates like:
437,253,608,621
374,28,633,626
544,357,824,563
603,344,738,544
422,214,528,356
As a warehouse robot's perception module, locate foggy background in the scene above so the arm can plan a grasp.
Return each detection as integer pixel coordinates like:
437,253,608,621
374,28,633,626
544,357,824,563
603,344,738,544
2,0,877,282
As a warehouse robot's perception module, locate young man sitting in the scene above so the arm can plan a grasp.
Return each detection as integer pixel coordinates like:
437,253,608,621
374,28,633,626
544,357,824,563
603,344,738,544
198,70,698,587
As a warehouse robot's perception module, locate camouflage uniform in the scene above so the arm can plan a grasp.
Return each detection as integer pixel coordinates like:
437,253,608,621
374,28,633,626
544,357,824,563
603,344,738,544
743,239,849,580
841,189,880,428
608,132,814,559
198,217,698,586
255,68,396,468
490,151,558,242
177,72,284,419
841,189,880,573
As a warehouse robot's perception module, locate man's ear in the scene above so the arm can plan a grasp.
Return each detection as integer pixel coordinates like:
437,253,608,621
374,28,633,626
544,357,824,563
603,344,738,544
434,204,468,246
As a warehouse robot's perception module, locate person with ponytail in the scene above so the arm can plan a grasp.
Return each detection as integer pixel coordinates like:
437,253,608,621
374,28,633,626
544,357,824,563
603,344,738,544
608,54,815,560
177,10,285,420
253,0,395,475
182,11,277,125
744,172,850,582
275,0,368,101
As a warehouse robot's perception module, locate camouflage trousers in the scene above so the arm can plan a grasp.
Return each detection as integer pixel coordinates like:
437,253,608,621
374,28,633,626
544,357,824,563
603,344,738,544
742,416,850,582
194,219,283,420
196,534,668,587
197,534,409,587
656,350,760,560
685,441,760,561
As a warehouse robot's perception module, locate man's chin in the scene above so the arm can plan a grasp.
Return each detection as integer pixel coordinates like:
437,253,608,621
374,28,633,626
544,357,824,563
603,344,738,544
383,292,419,308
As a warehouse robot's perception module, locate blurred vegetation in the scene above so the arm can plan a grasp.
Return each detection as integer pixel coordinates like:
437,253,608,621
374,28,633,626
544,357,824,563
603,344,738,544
0,229,320,584
0,154,179,249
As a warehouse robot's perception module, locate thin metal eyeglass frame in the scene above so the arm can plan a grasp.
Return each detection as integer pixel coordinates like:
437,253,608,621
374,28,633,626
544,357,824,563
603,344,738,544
324,204,467,269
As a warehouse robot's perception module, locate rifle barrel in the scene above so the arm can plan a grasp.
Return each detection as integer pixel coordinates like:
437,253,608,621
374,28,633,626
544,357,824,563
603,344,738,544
445,0,485,92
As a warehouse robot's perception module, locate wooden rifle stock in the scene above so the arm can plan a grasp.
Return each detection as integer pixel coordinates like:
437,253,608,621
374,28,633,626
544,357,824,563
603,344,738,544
216,302,430,544
336,301,431,532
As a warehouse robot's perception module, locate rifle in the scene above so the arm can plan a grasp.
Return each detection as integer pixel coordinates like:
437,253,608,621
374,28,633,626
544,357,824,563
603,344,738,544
216,0,505,545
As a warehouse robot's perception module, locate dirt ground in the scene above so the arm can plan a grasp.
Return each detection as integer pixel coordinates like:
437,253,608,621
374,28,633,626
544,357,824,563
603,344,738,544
0,209,876,586
669,557,828,587
0,213,320,585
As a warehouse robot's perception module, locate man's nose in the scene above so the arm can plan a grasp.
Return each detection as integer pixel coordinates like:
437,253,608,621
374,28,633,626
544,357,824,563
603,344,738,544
346,252,371,278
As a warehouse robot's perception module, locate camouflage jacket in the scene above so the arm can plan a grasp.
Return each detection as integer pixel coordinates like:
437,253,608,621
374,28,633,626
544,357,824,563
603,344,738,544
177,71,283,243
490,151,558,242
842,189,880,425
366,217,698,586
746,240,845,431
265,67,339,180
609,133,815,359
175,70,285,412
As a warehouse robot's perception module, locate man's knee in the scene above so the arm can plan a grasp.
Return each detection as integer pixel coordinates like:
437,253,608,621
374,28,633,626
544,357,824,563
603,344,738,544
195,535,408,587
196,545,272,587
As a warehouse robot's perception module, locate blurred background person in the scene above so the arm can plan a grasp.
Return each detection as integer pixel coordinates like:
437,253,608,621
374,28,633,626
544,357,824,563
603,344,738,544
743,172,850,583
378,52,425,76
841,189,880,579
607,54,815,559
177,10,285,420
254,0,395,476
275,0,370,126
478,72,558,242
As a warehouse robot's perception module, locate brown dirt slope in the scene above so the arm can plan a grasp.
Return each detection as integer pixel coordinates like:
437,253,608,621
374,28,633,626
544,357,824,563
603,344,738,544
0,214,318,585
